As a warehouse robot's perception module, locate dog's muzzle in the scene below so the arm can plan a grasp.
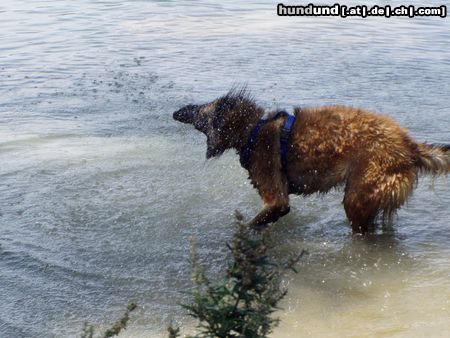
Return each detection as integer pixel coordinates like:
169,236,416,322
173,104,199,124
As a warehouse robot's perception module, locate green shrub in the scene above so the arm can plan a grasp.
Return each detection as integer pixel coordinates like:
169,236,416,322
170,223,304,338
81,303,137,338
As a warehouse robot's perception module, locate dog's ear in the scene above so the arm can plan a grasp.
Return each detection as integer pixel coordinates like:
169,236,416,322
215,91,241,117
215,95,234,114
210,92,242,131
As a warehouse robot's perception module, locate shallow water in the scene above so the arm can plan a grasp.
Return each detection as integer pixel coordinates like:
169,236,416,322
0,1,449,337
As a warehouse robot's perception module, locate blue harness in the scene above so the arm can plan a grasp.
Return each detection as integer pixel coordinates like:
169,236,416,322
239,111,296,173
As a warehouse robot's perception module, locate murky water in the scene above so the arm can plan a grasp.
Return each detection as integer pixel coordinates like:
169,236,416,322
1,1,449,337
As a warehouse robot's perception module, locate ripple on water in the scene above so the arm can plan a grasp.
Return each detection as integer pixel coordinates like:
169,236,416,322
0,0,449,337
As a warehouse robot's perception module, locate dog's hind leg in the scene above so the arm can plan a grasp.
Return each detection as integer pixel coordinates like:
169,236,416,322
343,163,416,233
343,162,384,233
343,186,380,233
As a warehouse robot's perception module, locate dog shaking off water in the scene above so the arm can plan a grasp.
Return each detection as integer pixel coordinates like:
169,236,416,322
173,90,449,233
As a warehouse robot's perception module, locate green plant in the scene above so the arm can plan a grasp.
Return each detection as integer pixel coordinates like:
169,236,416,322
170,223,303,338
81,302,137,338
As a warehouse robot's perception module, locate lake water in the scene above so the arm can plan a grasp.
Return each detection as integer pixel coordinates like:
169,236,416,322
0,1,449,337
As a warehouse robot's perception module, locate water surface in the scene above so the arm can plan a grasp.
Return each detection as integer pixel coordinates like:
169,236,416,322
0,1,449,337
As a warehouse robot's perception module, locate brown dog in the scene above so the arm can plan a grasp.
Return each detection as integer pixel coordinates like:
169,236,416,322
173,89,449,233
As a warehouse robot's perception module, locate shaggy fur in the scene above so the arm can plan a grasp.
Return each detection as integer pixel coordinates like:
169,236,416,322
173,90,449,233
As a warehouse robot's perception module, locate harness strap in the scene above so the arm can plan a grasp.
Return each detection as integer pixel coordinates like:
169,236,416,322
239,111,296,174
279,113,296,173
239,118,269,170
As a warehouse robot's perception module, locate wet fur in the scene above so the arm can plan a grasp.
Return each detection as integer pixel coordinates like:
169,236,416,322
173,90,450,233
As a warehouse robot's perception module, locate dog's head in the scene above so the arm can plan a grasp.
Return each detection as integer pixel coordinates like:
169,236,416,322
173,89,263,158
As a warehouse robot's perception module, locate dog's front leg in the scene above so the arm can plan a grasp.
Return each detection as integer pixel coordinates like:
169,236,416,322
247,202,290,229
247,176,290,230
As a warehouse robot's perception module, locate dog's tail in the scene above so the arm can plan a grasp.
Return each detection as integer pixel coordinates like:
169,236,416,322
416,143,450,175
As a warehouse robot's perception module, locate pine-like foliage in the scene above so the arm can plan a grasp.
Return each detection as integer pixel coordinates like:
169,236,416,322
170,224,303,338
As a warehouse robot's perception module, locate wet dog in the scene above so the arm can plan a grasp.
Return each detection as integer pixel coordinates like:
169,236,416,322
173,89,449,233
